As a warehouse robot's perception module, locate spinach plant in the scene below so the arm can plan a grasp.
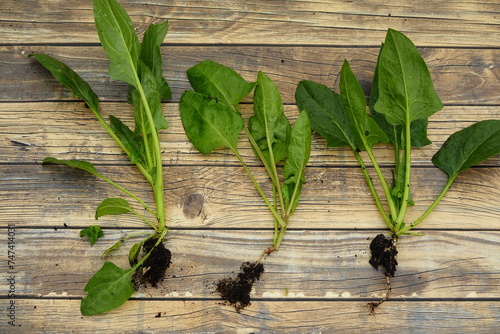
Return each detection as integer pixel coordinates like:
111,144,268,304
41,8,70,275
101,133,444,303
29,0,172,315
180,60,311,311
295,28,500,310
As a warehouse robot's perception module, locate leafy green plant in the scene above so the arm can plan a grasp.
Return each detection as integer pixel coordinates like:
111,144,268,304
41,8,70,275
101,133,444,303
29,0,172,315
295,28,500,310
180,60,311,311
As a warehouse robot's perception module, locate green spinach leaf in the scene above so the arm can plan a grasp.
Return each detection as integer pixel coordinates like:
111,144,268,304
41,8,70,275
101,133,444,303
81,261,136,315
432,120,500,178
180,91,244,154
95,198,134,219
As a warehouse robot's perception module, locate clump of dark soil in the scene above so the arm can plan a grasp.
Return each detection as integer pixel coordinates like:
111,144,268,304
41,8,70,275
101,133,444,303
133,238,172,289
216,261,265,312
367,234,398,312
369,234,398,277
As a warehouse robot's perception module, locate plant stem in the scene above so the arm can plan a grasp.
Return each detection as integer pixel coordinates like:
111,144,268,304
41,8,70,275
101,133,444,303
354,151,392,228
89,106,154,185
398,173,457,235
131,228,168,270
134,81,166,232
364,147,398,221
98,174,158,219
231,147,287,228
129,208,158,231
394,118,412,231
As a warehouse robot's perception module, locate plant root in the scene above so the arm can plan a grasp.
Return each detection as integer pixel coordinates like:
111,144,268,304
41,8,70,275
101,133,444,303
367,275,392,313
367,234,398,312
216,261,265,312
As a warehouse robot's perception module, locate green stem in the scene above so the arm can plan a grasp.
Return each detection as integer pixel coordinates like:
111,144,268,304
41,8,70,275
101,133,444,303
394,118,412,230
354,151,392,228
97,174,158,219
90,107,154,185
364,147,398,221
129,208,158,231
231,147,287,228
398,173,457,235
243,127,284,202
134,81,166,232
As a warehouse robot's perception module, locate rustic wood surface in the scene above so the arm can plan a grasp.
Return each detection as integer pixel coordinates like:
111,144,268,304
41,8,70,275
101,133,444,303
1,0,499,333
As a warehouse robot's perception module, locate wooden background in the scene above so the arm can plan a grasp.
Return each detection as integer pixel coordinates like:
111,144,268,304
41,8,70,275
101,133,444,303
1,0,499,332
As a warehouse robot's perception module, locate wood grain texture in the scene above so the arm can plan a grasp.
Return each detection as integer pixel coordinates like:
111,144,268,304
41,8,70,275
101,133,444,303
1,0,499,331
8,299,500,333
1,164,499,230
2,46,498,104
1,229,499,299
1,103,499,167
1,0,499,46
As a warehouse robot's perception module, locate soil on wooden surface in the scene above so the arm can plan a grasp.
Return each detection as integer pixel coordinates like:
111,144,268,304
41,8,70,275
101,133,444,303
133,238,172,289
369,234,398,277
216,261,265,312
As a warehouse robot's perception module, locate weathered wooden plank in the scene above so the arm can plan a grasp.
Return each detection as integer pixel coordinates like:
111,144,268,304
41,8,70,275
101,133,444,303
5,299,500,333
1,103,499,167
1,164,499,229
1,229,499,299
3,45,498,104
1,0,499,47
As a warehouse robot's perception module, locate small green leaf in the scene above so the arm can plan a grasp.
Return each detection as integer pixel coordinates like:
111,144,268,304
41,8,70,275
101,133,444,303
282,111,312,214
374,29,443,126
80,225,104,246
339,60,388,150
250,71,291,165
28,53,100,113
81,261,136,315
295,80,357,149
180,91,244,154
101,239,123,258
186,60,255,109
96,198,134,220
140,21,171,100
42,158,103,178
432,120,500,178
109,115,146,164
93,0,141,86
128,242,143,266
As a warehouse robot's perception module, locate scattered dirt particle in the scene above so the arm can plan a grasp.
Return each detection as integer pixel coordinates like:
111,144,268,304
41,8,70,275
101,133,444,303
369,234,398,277
216,261,264,312
155,312,161,318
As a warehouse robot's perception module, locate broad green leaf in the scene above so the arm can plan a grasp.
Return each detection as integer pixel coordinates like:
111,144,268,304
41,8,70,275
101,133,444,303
128,241,143,266
80,225,104,246
432,120,500,178
81,261,136,315
295,80,357,149
140,21,171,100
180,91,244,154
282,111,311,214
109,115,146,164
42,158,103,178
339,60,388,150
101,239,123,258
93,0,141,86
28,53,100,113
249,71,291,165
186,60,255,109
374,29,443,126
369,43,432,148
95,198,133,220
